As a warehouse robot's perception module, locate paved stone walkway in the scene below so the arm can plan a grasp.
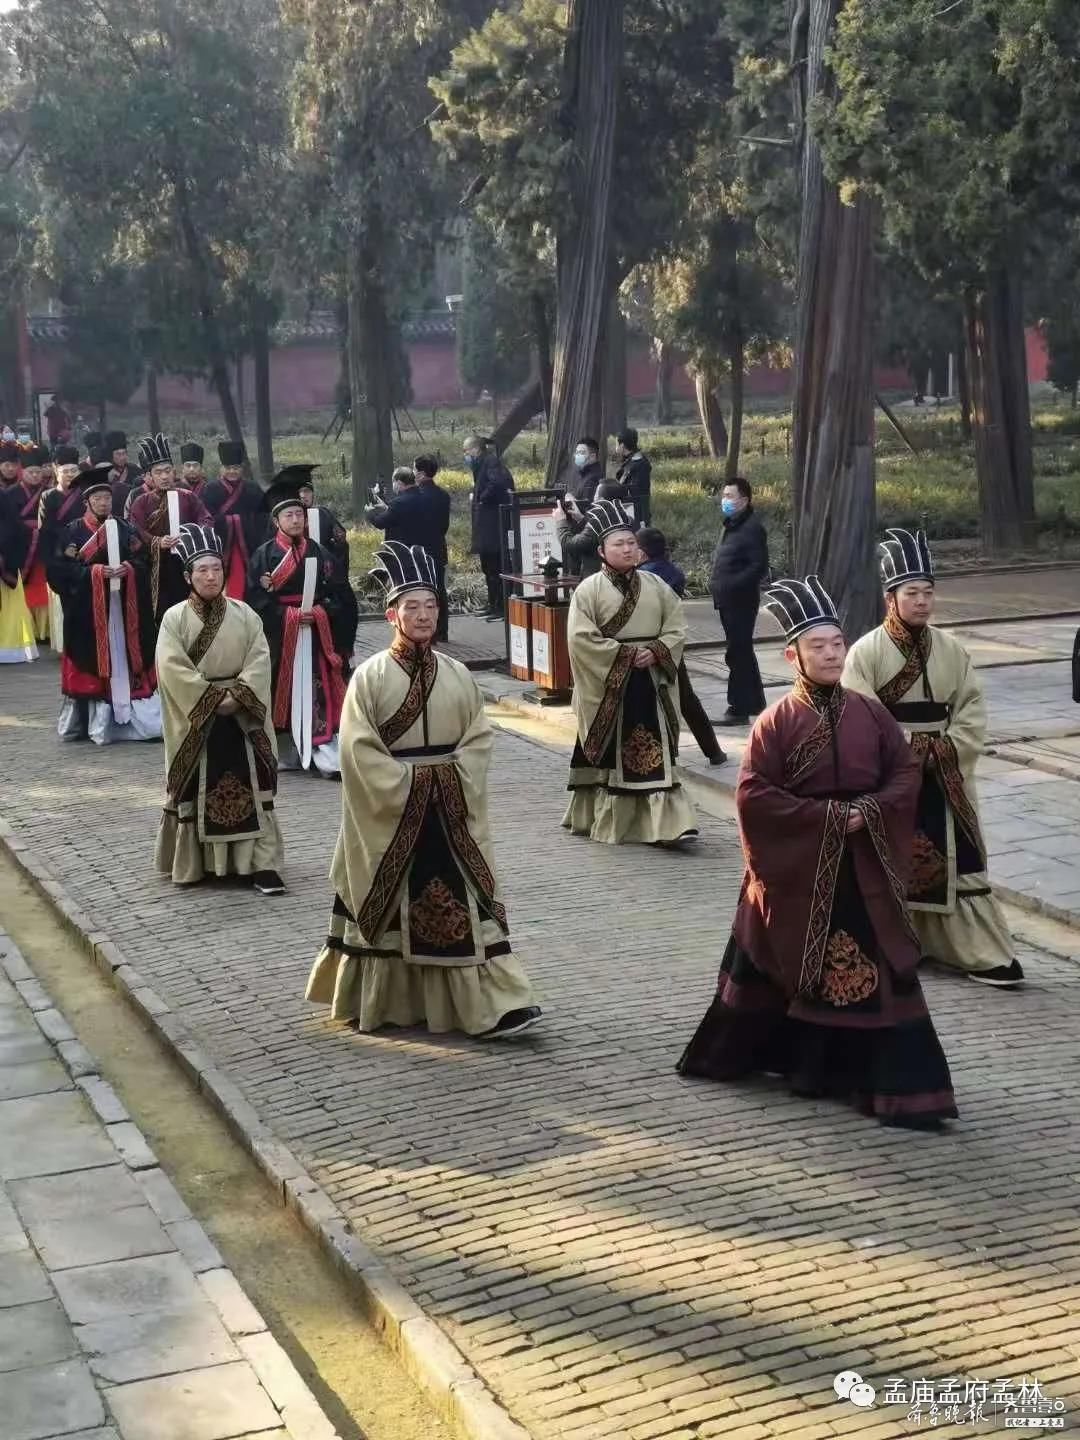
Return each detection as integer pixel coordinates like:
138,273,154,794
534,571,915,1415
0,929,338,1440
1,659,1079,1438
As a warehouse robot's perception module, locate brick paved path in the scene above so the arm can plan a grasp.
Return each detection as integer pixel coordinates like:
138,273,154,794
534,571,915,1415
2,659,1080,1438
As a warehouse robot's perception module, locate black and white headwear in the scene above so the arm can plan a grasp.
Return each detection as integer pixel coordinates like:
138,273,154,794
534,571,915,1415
263,464,319,518
583,498,636,543
878,528,934,592
762,575,841,642
370,541,439,603
138,433,173,471
174,524,223,570
79,462,115,500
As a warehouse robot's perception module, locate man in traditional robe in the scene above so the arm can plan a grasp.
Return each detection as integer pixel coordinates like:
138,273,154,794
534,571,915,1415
246,475,347,775
0,441,22,488
105,431,139,516
15,446,51,644
843,529,1023,989
202,441,267,600
305,541,541,1039
46,468,160,743
40,445,85,653
296,466,358,667
678,576,957,1130
563,499,697,846
155,524,284,894
179,443,207,498
129,433,212,626
0,477,34,663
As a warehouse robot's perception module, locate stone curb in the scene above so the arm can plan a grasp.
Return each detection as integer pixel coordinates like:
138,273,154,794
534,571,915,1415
0,925,342,1440
0,815,534,1440
484,687,1080,940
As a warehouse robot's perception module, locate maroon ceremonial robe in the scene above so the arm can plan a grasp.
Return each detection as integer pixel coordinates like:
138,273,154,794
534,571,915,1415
129,486,212,623
678,675,957,1127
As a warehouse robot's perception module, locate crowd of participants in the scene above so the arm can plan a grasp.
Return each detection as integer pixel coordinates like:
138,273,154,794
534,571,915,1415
0,425,1024,1111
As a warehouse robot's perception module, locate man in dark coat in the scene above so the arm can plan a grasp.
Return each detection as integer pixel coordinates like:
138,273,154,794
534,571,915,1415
567,436,605,502
414,454,452,641
615,428,652,525
708,476,768,724
465,437,514,618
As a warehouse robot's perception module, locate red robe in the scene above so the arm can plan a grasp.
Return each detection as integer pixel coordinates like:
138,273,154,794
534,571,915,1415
678,675,957,1126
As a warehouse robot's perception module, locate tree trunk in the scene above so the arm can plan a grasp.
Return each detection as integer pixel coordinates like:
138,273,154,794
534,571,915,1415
146,364,161,434
531,291,554,423
544,0,625,487
235,354,246,426
97,399,106,432
346,233,394,517
172,167,245,445
252,320,274,483
491,379,544,454
605,300,627,440
654,338,674,425
695,370,728,460
956,328,972,439
963,267,1035,552
790,0,879,639
725,329,745,480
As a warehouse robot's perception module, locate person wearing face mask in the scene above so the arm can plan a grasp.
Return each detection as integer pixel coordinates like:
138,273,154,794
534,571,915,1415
563,500,697,847
568,436,605,502
708,476,769,725
465,435,514,618
305,541,541,1040
842,529,1023,990
677,576,957,1131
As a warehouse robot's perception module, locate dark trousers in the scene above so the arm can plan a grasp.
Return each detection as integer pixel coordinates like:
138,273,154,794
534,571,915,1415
434,558,449,641
677,659,722,760
479,551,503,614
717,592,767,717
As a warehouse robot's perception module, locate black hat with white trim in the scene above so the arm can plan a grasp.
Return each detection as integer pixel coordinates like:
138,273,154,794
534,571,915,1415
174,524,223,569
878,527,934,592
138,433,173,470
78,462,116,500
263,464,319,517
582,498,636,543
762,575,841,642
370,541,439,602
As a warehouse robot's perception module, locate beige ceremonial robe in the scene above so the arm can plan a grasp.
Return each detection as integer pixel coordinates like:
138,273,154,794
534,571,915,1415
843,613,1013,974
154,594,283,885
563,564,697,844
305,633,534,1035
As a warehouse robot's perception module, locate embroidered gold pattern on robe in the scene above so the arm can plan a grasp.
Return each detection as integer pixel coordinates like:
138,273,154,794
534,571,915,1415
409,877,471,947
205,771,255,827
819,929,879,1007
621,723,664,775
910,830,948,896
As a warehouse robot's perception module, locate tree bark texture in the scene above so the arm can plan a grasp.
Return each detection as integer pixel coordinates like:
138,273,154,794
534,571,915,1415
654,338,674,425
173,168,245,446
790,0,879,639
544,0,625,487
531,290,554,421
605,300,627,440
146,364,161,434
963,268,1034,551
346,234,394,516
252,320,274,483
491,379,544,454
956,325,972,438
725,329,745,480
695,370,728,461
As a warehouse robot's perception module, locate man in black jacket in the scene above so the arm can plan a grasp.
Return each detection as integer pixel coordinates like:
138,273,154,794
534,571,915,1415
615,428,651,524
414,454,452,640
568,436,605,502
708,476,768,724
465,436,514,618
366,468,441,549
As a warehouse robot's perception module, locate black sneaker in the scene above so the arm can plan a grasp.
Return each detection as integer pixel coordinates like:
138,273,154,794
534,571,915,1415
252,870,286,896
968,959,1025,989
478,1006,542,1039
707,751,728,766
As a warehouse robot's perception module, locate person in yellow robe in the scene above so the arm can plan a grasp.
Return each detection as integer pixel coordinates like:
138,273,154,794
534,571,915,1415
842,528,1022,988
155,524,285,894
563,499,697,846
306,541,540,1039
